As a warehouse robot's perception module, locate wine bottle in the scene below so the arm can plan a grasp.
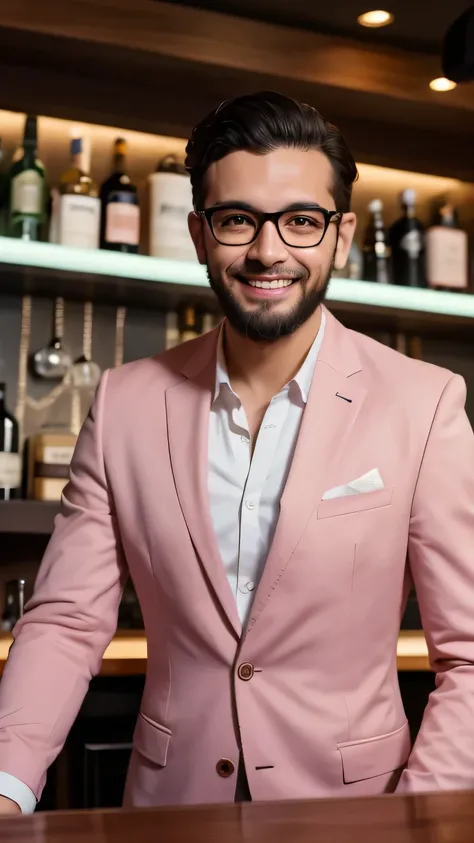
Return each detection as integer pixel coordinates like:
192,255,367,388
363,199,391,284
58,136,100,249
389,190,426,287
0,382,21,501
8,115,45,241
1,580,26,631
100,138,140,253
180,307,199,342
425,203,468,291
149,155,195,260
0,138,6,236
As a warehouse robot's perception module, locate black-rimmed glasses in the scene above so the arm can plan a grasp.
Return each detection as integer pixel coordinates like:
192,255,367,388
196,204,342,248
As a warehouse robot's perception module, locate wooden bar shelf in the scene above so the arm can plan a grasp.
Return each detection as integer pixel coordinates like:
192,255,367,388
0,500,61,534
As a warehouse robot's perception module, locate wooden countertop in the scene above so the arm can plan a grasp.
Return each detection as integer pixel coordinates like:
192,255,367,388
0,630,430,674
3,789,474,842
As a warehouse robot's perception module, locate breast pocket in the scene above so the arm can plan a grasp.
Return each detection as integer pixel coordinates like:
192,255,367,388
317,488,393,520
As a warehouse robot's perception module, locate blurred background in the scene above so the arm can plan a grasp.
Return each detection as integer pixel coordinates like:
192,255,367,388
0,0,474,814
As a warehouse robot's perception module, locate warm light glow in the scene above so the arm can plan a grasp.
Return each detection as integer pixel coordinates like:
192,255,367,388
357,9,394,27
429,77,457,92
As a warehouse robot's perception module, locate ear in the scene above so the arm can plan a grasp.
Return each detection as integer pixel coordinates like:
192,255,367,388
188,212,207,265
333,213,357,271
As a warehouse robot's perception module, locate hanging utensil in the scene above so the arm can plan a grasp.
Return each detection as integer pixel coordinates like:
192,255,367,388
31,297,72,380
72,301,101,389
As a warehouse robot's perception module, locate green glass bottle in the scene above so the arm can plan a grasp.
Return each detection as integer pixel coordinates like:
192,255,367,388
8,115,46,241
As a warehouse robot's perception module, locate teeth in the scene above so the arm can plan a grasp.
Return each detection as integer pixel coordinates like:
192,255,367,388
247,278,293,289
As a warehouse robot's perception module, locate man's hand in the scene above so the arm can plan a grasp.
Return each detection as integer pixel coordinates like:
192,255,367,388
0,796,21,815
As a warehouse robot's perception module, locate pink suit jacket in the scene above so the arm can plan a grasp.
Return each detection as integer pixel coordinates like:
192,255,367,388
1,307,474,806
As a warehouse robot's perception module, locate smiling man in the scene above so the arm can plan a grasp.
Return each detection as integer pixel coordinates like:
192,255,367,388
1,92,474,815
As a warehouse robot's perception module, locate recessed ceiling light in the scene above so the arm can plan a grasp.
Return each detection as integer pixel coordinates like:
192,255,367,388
429,77,457,92
357,10,394,27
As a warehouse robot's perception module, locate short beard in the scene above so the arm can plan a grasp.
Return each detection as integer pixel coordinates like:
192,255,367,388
206,262,334,342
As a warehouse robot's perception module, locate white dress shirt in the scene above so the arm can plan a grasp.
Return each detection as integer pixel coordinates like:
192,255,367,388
208,312,326,624
0,312,325,812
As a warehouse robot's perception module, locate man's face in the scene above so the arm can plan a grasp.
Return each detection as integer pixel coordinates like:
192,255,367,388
189,147,356,342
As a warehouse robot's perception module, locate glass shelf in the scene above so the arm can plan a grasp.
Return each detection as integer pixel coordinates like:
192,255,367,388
0,236,473,322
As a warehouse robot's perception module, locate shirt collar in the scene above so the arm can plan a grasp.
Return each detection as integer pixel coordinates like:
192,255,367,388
213,310,326,406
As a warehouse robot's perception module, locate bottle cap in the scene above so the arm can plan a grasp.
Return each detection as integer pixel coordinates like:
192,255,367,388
157,154,187,175
114,138,127,156
401,188,416,206
24,115,37,143
368,198,383,214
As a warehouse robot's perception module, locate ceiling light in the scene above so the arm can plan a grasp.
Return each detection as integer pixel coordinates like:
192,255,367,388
357,10,394,28
429,77,457,92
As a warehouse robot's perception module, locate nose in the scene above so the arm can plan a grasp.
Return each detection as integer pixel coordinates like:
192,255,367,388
246,220,289,267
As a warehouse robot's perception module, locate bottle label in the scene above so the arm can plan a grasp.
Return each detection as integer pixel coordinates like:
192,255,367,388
149,172,195,259
400,230,423,260
11,170,42,214
105,201,140,245
0,453,21,489
59,195,100,249
42,446,75,465
426,227,468,289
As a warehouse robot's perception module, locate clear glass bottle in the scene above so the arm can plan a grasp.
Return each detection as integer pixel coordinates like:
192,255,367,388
58,136,101,249
425,203,468,291
363,199,391,284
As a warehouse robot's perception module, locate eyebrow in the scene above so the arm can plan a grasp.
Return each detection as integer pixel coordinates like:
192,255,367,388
207,201,327,212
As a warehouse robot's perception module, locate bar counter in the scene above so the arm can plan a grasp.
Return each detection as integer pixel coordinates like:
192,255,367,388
3,789,474,842
0,630,430,674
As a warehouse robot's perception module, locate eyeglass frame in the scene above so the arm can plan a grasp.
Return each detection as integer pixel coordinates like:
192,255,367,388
196,203,343,249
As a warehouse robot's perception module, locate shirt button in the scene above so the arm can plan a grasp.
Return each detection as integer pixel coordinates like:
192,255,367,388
241,436,249,444
247,581,255,592
245,500,255,511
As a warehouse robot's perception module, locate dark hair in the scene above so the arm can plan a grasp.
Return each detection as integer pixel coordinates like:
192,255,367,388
185,90,358,213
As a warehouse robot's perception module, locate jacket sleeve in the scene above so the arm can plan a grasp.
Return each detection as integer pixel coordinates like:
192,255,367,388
397,373,474,793
0,370,127,801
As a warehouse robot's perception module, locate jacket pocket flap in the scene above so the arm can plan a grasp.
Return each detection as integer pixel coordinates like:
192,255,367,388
133,712,172,766
318,487,393,520
338,721,411,784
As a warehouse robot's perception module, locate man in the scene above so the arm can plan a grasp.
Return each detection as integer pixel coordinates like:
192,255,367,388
1,91,474,816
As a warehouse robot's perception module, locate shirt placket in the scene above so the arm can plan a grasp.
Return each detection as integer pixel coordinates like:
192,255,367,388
236,390,290,623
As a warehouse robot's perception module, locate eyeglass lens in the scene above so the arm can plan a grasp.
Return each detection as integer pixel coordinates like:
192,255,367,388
210,208,328,247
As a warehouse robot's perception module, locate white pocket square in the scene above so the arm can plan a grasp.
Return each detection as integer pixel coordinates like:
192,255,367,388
322,468,384,501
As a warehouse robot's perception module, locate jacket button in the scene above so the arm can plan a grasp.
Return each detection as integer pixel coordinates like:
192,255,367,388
216,758,235,778
238,662,254,681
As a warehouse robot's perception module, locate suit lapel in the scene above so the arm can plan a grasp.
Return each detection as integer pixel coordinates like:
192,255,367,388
247,309,367,631
166,332,242,639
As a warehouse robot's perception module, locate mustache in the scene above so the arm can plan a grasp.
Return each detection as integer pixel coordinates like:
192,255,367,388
228,263,308,281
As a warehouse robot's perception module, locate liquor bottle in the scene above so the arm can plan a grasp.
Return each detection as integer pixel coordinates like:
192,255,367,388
1,580,26,631
0,382,21,501
389,190,426,287
100,138,140,253
0,138,6,235
425,203,468,291
58,136,100,249
332,242,363,280
164,312,180,350
149,154,196,260
8,115,45,241
179,307,199,342
362,199,391,284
